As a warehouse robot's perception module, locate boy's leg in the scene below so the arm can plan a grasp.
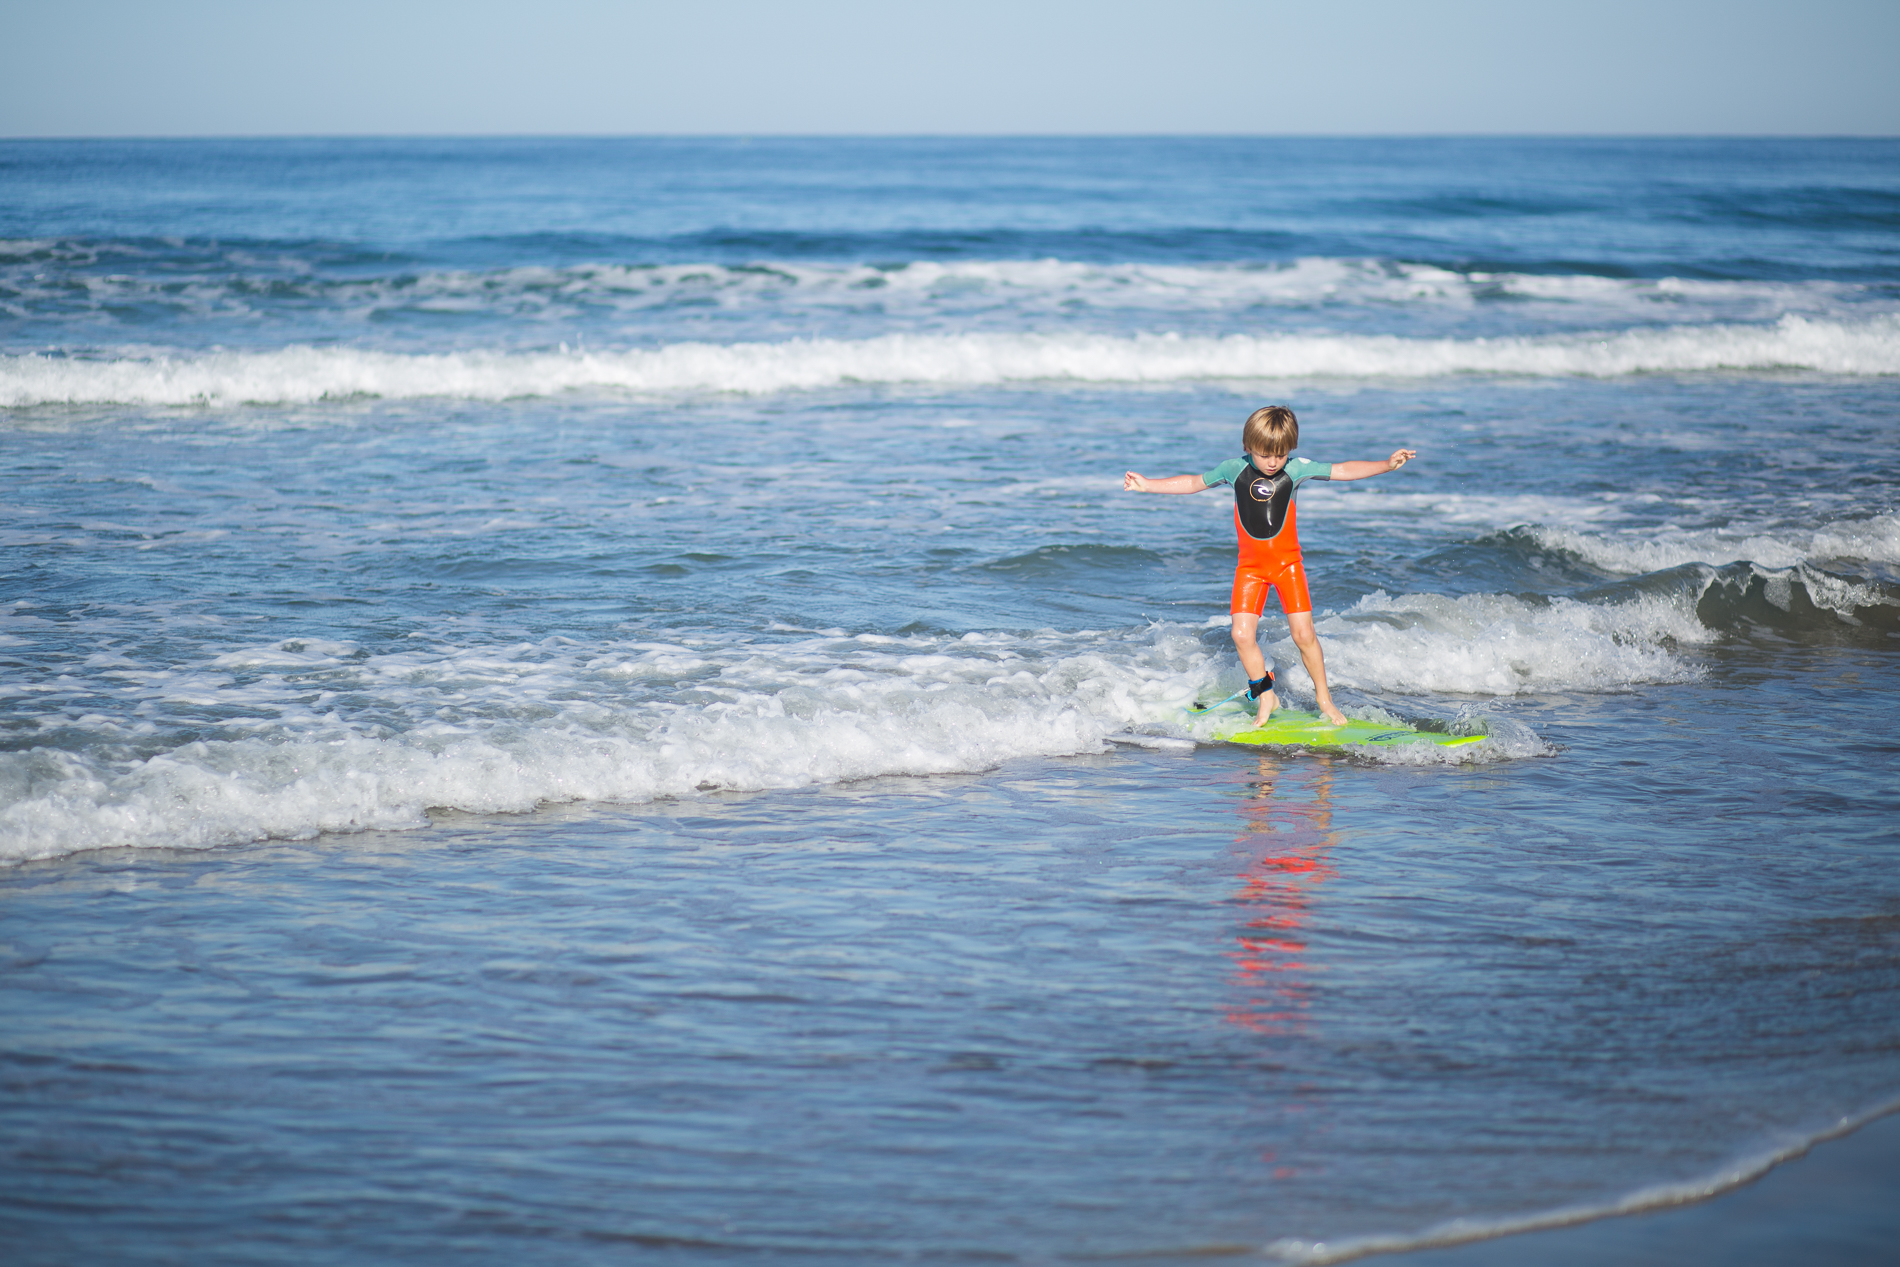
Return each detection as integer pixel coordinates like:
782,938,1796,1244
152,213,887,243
1286,610,1346,725
1229,610,1280,725
1229,611,1269,679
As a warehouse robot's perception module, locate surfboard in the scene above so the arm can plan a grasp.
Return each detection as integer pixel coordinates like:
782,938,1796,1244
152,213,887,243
1201,707,1484,750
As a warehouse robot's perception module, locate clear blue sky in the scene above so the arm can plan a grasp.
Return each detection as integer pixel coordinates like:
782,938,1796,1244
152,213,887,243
5,0,1897,136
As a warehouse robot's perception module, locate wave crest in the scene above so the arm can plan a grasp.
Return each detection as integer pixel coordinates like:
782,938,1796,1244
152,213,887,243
0,607,1587,864
1529,512,1900,575
1273,589,1709,698
6,315,1897,407
7,251,1878,326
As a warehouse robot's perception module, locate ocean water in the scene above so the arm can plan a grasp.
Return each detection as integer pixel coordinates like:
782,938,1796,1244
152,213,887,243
3,137,1898,1263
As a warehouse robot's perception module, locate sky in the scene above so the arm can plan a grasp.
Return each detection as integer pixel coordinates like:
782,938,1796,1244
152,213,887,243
3,0,1898,137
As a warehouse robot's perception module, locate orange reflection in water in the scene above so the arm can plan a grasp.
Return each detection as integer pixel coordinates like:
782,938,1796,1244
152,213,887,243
1225,754,1337,1036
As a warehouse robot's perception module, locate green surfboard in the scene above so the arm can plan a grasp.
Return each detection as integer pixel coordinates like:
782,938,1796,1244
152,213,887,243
1203,708,1484,750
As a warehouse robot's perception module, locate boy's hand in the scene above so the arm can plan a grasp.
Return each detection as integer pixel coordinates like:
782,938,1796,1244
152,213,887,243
1123,471,1151,492
1386,449,1417,471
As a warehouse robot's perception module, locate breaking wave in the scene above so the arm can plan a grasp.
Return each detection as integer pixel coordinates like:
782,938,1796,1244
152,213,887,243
6,251,1882,328
0,592,1694,863
0,624,1197,864
5,314,1897,407
1508,514,1900,641
18,505,1891,864
1271,588,1711,699
1528,511,1900,575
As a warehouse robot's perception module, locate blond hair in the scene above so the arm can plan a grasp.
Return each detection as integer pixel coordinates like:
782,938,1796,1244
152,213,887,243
1242,405,1298,456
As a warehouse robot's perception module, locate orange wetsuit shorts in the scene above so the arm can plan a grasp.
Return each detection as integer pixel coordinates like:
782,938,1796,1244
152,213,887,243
1231,555,1312,616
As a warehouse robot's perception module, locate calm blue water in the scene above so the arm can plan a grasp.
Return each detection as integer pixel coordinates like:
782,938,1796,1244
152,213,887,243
3,137,1899,1264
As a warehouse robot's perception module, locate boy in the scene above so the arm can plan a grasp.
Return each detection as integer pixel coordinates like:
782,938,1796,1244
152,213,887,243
1123,405,1415,727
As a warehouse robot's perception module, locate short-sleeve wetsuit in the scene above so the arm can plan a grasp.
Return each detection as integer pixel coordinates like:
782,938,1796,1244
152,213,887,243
1202,455,1334,615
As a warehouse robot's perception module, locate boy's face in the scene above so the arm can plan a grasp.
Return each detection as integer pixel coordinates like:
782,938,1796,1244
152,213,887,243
1247,448,1290,474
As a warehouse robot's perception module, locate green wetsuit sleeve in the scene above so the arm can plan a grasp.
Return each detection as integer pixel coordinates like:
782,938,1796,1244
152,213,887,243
1203,457,1249,487
1286,457,1334,487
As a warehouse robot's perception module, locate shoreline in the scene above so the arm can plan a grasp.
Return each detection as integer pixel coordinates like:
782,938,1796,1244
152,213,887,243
1318,1100,1900,1267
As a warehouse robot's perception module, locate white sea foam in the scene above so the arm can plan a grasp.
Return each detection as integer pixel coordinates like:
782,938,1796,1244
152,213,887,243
0,626,1209,864
5,314,1897,407
1264,588,1709,699
0,597,1620,863
1531,511,1900,574
5,253,1879,327
0,530,1726,865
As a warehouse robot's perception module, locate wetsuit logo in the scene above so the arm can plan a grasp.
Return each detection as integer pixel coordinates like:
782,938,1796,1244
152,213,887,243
1250,480,1276,525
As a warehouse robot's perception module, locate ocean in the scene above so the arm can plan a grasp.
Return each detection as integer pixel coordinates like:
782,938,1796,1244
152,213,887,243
2,136,1897,1263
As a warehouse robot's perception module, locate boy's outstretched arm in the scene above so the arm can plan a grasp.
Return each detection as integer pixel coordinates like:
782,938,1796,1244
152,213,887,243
1326,449,1417,482
1124,472,1208,494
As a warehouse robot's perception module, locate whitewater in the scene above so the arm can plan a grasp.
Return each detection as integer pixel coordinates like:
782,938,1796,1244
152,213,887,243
6,312,1899,408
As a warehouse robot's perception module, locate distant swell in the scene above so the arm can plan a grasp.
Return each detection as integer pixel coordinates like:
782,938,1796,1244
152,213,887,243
4,253,1876,325
6,314,1898,406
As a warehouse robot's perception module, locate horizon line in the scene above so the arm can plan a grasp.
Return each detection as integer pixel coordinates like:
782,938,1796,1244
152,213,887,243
6,131,1899,143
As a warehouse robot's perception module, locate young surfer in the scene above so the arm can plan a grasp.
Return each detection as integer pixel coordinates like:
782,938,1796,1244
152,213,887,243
1123,405,1415,727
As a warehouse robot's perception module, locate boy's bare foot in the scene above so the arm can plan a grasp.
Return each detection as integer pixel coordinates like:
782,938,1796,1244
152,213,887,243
1253,689,1278,726
1317,700,1348,725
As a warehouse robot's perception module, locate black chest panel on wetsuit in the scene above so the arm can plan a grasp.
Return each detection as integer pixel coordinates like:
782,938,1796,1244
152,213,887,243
1234,460,1295,541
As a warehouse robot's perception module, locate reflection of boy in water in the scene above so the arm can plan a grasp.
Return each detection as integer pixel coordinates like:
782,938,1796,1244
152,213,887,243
1123,405,1415,726
1227,755,1337,1036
